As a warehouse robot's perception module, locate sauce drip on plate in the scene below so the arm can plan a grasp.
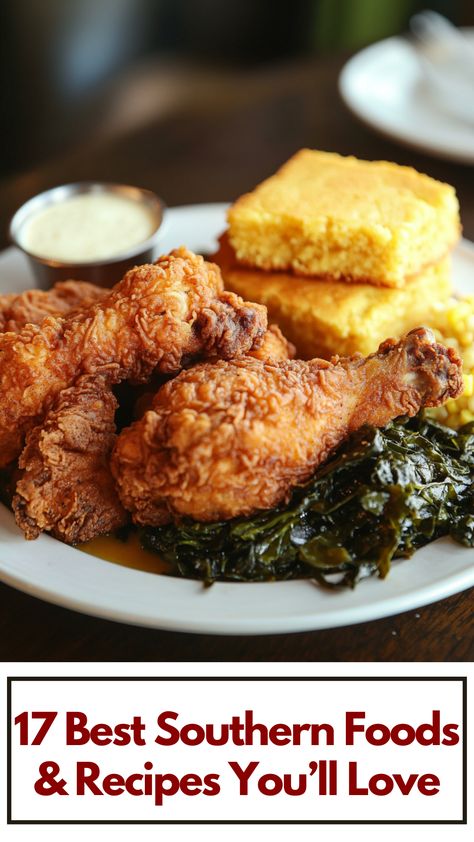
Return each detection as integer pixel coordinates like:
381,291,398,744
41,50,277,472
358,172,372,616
79,531,169,574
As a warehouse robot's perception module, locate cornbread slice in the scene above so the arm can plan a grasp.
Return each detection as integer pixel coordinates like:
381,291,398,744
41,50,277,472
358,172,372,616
215,236,453,359
227,149,460,288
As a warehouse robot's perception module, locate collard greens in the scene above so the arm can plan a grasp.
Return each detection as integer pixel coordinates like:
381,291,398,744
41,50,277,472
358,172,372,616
141,416,474,588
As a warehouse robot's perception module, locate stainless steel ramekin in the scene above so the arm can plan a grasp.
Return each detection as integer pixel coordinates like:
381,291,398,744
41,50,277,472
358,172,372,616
9,182,166,289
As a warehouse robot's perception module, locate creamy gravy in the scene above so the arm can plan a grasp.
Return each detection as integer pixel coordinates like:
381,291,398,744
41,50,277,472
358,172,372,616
21,193,158,262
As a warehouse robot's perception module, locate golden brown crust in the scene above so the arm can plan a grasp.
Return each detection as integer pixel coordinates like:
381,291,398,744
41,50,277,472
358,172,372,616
111,327,463,526
0,280,107,333
13,374,126,543
0,248,267,467
249,324,295,361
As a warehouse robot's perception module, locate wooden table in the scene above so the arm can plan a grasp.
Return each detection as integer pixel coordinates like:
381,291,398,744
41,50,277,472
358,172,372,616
0,54,472,662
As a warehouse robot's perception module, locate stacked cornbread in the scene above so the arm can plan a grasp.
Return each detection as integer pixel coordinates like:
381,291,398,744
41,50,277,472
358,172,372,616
216,149,460,361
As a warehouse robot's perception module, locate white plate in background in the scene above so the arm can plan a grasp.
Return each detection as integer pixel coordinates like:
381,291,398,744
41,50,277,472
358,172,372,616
0,202,473,634
339,32,474,164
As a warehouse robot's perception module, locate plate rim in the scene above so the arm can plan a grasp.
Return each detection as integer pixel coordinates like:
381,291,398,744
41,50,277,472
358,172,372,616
0,543,473,636
1,201,474,635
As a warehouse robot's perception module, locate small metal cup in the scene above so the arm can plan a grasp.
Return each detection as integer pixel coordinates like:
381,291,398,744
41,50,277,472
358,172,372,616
9,182,166,289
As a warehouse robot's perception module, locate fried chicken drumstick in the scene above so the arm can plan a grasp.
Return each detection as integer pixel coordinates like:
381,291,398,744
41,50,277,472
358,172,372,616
11,324,291,544
0,248,266,467
112,328,463,525
0,280,107,333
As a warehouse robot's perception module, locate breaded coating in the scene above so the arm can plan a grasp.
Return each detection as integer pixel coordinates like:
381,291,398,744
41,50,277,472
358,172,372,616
112,328,463,525
249,324,295,361
13,374,126,543
227,149,460,287
131,325,295,426
132,325,293,420
0,248,267,466
0,280,107,333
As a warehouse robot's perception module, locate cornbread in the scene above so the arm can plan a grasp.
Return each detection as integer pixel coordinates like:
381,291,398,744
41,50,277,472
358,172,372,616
215,235,453,359
428,296,474,429
227,150,460,288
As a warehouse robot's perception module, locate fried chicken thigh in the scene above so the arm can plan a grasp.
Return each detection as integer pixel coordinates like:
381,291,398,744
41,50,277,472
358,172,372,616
13,374,126,543
0,280,107,333
112,328,463,525
0,248,266,467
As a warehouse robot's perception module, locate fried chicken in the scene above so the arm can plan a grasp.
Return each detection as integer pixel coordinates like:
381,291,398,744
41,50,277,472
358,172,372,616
12,322,292,544
10,322,288,546
111,327,463,525
0,280,107,333
130,324,294,421
249,324,295,361
0,248,267,467
13,374,126,543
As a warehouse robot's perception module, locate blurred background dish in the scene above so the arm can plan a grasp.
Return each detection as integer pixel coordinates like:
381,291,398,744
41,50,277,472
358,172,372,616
1,1,473,182
339,26,474,164
409,10,474,126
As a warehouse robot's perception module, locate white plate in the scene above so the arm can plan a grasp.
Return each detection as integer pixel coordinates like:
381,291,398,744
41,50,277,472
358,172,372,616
339,32,474,164
1,203,474,635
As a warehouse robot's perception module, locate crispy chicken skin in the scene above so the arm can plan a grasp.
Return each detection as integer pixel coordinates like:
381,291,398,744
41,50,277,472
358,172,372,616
249,324,295,361
131,324,294,420
0,248,267,467
13,374,126,543
12,323,291,544
112,328,463,525
0,280,107,333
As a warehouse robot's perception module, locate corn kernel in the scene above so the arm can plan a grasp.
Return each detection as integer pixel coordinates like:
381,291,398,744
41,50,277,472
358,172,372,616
463,374,474,396
421,294,474,428
460,409,474,425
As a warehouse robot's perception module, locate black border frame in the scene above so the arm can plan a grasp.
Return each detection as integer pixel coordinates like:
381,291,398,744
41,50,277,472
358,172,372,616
6,676,467,825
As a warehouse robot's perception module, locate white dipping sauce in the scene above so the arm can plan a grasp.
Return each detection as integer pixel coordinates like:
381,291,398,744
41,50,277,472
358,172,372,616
20,193,158,262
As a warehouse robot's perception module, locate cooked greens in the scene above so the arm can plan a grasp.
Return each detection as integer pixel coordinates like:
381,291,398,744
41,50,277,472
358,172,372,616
141,415,474,588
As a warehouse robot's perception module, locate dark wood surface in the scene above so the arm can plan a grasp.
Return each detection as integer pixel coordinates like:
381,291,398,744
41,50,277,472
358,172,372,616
0,54,473,662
